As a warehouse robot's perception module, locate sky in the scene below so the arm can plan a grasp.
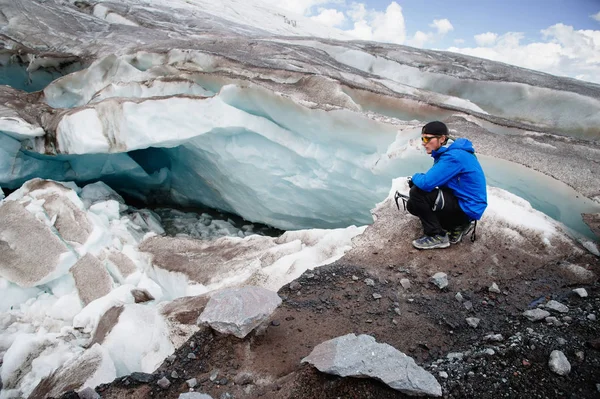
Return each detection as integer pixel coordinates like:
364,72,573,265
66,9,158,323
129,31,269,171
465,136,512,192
258,0,600,84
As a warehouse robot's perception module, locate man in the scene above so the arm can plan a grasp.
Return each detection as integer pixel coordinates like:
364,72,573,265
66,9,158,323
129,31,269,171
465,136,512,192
407,121,487,249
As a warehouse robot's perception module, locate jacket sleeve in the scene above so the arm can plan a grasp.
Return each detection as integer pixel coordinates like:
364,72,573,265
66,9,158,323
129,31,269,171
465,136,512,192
411,154,463,192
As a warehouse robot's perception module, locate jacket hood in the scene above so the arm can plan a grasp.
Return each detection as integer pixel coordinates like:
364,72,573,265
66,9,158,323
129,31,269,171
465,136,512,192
432,138,475,158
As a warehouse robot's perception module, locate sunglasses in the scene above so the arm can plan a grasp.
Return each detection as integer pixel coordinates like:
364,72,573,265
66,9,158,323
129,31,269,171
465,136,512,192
421,135,439,144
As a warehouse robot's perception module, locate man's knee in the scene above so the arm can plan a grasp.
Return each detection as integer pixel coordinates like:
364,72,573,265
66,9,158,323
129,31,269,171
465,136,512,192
407,186,429,215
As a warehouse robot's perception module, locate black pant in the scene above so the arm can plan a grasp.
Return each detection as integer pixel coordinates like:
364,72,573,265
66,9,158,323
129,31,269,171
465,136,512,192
406,186,470,236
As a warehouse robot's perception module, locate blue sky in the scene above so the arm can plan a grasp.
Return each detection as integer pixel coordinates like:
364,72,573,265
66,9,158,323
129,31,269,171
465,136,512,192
261,0,600,83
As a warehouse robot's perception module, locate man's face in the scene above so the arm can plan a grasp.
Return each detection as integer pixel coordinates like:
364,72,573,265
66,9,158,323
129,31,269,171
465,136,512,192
421,134,445,154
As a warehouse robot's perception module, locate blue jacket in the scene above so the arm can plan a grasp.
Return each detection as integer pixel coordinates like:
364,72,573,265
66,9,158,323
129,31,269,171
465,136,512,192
411,138,487,220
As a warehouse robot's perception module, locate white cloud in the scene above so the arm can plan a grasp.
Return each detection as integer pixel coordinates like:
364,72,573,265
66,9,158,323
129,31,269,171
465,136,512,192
430,19,453,35
346,1,406,44
407,31,432,48
310,8,346,27
454,38,465,45
592,11,600,22
474,32,498,46
448,23,600,84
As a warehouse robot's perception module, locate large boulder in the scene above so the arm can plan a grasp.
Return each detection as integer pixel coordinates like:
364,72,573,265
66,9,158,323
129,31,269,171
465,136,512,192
197,286,281,338
302,333,442,397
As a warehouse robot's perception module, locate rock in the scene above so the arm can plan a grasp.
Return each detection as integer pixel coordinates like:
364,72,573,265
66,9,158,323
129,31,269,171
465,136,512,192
131,288,155,303
439,371,448,379
157,376,171,389
544,300,569,313
188,353,197,360
302,334,442,397
488,283,501,293
575,351,585,361
289,281,301,290
179,393,214,399
548,350,571,376
400,278,411,290
455,292,464,302
447,352,464,361
130,372,155,383
466,317,480,328
364,278,375,286
545,316,562,326
463,301,473,310
197,286,282,338
484,334,503,342
186,378,198,388
558,262,597,284
171,370,179,379
372,293,382,299
482,348,495,356
588,314,597,321
78,387,100,399
430,272,448,289
523,309,550,321
573,288,588,298
556,337,567,346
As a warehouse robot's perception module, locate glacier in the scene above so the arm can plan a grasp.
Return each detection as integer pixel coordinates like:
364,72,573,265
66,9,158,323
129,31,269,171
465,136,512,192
0,0,599,237
0,0,599,397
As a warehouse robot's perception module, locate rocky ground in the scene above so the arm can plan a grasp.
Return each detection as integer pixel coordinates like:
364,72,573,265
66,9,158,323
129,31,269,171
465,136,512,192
55,200,600,399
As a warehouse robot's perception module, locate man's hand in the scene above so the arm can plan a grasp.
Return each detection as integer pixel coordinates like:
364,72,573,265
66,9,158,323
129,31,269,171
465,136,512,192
407,177,414,188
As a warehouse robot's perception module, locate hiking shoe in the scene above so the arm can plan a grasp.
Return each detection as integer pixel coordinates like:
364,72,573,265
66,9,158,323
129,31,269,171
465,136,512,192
412,234,450,250
449,222,475,244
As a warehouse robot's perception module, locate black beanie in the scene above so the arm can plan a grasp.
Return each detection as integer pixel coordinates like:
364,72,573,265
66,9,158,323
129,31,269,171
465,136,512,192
422,121,448,136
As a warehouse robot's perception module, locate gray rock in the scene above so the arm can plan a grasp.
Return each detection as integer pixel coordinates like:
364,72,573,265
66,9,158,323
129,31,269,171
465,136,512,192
573,288,588,298
157,376,171,389
171,370,179,379
484,334,503,342
488,283,501,293
463,301,473,310
466,317,480,328
558,262,597,284
373,293,382,299
131,372,155,383
430,272,448,289
548,350,571,376
523,309,550,321
545,316,562,326
302,334,442,396
438,371,448,379
78,387,100,399
556,337,567,346
198,286,282,338
289,281,301,290
179,393,214,399
596,383,600,393
482,348,495,356
587,313,597,321
446,352,464,361
352,275,359,281
545,300,569,313
400,278,411,290
364,278,375,286
455,292,464,302
187,353,197,360
186,378,198,388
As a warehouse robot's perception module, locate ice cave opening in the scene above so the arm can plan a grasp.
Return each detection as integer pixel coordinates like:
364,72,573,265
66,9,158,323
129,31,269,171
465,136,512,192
0,54,82,93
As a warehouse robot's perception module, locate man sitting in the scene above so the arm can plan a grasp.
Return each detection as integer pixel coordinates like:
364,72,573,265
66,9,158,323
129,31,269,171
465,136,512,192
407,121,487,249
